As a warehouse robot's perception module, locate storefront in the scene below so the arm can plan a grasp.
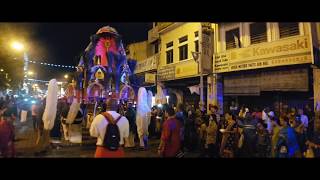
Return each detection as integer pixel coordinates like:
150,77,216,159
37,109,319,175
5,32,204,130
157,59,208,107
222,65,313,113
212,30,316,114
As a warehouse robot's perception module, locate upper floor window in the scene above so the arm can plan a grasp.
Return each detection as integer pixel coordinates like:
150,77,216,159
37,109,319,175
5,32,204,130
179,44,188,61
179,35,188,61
195,31,199,52
250,23,267,44
195,40,199,52
154,41,159,54
166,49,173,64
166,41,173,48
195,31,199,37
226,28,240,50
179,35,188,43
166,41,174,64
279,22,300,39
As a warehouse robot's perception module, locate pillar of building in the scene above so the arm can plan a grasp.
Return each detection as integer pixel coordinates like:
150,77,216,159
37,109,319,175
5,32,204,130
314,68,320,126
207,74,223,114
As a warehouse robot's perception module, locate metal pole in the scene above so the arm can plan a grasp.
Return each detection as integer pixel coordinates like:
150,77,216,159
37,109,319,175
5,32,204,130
199,55,204,111
199,24,204,112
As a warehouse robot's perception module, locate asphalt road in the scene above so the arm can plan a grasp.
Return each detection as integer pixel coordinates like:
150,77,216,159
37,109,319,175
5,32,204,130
14,118,200,158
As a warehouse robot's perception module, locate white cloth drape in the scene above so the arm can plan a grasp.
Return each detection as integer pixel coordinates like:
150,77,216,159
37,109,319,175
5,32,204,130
188,85,200,95
66,99,81,124
155,85,166,104
42,79,58,130
136,87,151,147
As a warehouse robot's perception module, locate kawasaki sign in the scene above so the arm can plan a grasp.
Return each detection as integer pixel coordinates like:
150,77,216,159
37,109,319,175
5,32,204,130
214,36,313,73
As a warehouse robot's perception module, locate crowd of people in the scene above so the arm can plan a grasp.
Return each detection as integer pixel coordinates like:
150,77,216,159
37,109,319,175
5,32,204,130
167,102,320,158
2,92,320,158
119,99,320,158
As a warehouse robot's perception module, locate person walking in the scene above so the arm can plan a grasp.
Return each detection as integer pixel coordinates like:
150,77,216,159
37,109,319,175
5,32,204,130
90,99,129,158
220,112,238,158
0,106,15,157
31,100,40,132
158,107,182,157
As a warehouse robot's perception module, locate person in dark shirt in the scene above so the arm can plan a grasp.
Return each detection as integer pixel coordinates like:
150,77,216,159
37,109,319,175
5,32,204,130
306,120,320,157
125,102,136,147
158,107,181,157
0,107,15,157
304,104,314,140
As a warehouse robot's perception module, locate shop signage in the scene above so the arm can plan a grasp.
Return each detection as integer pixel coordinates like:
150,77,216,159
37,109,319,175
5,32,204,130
175,60,198,78
145,73,156,84
201,25,213,74
135,54,158,74
215,36,312,73
158,65,175,81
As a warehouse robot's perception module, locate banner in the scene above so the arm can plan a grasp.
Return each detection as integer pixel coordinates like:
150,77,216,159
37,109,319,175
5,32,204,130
188,85,200,95
135,54,158,74
145,73,156,84
201,23,213,74
158,65,175,81
175,60,198,78
215,35,312,73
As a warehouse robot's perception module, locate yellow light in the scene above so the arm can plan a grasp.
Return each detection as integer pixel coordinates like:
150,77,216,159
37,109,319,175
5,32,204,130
64,74,68,79
11,41,25,51
28,71,34,75
0,69,3,72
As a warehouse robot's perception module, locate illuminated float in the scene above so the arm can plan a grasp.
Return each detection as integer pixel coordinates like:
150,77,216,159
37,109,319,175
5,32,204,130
72,26,136,125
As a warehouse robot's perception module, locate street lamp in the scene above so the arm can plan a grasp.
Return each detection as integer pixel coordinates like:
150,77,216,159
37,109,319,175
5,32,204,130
11,41,29,94
11,41,25,52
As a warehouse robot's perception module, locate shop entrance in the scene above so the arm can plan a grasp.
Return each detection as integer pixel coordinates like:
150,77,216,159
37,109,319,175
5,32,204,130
224,91,313,115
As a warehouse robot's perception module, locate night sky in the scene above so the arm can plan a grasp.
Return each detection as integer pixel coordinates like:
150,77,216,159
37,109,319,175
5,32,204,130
1,23,152,81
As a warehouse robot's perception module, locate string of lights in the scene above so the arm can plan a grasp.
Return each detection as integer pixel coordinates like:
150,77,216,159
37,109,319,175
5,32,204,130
13,58,76,69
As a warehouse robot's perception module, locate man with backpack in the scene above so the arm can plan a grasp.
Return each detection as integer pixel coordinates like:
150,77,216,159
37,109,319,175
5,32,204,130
90,99,129,158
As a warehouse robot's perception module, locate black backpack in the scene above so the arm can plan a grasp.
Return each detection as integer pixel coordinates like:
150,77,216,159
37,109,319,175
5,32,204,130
102,112,122,151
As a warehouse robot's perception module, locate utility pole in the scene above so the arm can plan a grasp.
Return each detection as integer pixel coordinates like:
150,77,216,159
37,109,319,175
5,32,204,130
192,51,204,111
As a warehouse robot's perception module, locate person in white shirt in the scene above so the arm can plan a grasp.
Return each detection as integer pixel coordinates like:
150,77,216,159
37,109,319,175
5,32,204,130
262,107,269,125
90,99,129,158
262,107,274,133
298,108,308,130
267,110,275,133
229,101,238,116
